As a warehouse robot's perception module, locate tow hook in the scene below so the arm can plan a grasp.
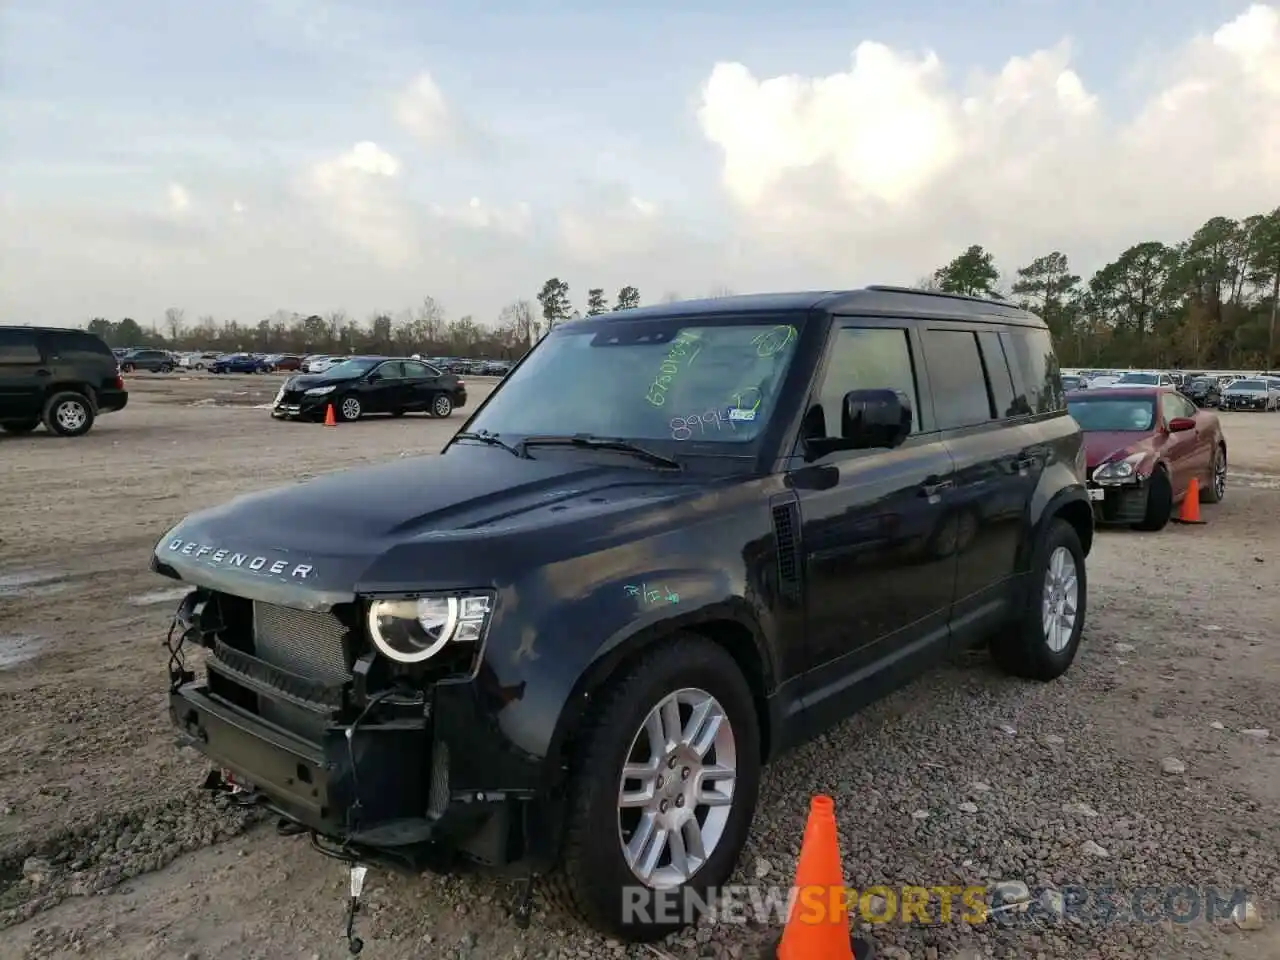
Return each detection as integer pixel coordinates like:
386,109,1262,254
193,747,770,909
201,768,260,807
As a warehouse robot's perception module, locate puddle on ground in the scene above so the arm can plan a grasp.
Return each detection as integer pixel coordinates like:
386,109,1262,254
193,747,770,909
0,634,44,670
0,570,68,598
126,587,192,607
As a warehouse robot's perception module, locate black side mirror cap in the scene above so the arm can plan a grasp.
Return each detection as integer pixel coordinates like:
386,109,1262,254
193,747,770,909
804,388,912,459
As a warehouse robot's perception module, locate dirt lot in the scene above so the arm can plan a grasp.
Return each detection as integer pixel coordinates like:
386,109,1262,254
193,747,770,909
1,377,1277,960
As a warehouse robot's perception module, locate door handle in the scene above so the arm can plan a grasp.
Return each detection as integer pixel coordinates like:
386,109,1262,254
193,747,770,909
35,369,51,377
919,477,953,497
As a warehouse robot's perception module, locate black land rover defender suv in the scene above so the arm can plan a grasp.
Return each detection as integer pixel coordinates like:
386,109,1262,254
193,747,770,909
153,287,1092,941
0,326,128,437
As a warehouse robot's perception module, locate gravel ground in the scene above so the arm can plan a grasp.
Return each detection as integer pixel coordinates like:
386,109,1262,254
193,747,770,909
1,380,1276,960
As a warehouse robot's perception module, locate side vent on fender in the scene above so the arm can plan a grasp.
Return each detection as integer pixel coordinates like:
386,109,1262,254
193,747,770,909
771,501,801,602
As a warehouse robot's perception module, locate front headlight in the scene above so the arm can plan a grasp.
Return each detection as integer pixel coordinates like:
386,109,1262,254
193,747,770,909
305,385,335,396
366,593,493,663
1092,458,1138,482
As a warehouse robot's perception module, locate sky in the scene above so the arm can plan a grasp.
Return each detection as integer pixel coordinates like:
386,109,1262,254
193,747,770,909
1,0,1278,329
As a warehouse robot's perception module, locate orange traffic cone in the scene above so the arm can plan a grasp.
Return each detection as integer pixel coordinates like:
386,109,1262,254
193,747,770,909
324,403,336,427
768,795,872,960
1172,477,1205,524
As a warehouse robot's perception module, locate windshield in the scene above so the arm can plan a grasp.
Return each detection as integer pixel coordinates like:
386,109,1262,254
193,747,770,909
322,358,378,377
1068,397,1156,432
1229,379,1265,390
1116,372,1158,385
464,319,802,444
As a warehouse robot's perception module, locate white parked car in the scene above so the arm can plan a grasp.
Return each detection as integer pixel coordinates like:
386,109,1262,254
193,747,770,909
1099,371,1175,389
303,355,342,373
1219,377,1278,411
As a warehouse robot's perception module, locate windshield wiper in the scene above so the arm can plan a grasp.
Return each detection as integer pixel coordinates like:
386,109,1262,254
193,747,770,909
453,431,526,458
518,434,683,470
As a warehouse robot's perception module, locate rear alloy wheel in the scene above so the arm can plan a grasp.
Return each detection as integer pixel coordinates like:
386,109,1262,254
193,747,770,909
42,392,95,437
338,395,362,421
1200,446,1226,504
432,394,454,417
991,518,1087,681
544,636,760,941
1132,467,1172,531
1,419,40,435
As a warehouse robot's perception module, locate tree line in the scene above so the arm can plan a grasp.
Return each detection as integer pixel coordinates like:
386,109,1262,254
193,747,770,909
924,206,1280,370
81,206,1278,369
84,283,654,359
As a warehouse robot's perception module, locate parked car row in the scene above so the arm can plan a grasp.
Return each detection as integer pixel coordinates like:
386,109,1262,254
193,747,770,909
1061,367,1280,411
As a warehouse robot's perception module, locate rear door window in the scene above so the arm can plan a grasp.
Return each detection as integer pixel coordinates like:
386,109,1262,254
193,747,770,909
920,329,995,430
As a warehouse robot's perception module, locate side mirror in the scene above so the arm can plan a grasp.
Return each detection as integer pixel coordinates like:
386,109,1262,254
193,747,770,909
843,388,912,448
805,389,912,458
1167,417,1196,432
366,372,382,383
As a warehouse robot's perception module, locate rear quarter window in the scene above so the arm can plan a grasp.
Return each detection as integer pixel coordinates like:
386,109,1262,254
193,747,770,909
999,327,1065,415
0,328,42,362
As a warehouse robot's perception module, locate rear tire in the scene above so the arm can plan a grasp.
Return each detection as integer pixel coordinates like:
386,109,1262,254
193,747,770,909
991,518,1086,681
1,419,40,435
1200,445,1226,504
543,635,761,942
432,393,454,418
1132,467,1172,532
42,391,95,437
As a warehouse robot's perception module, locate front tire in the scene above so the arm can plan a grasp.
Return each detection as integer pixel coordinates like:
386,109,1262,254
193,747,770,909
1132,466,1172,531
42,391,95,437
337,395,362,421
544,635,761,941
990,518,1087,681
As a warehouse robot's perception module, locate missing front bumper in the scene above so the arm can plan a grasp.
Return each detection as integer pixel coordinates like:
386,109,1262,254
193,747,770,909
170,683,504,868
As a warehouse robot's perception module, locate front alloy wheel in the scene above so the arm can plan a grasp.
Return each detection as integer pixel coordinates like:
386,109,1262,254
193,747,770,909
618,688,736,887
544,635,760,941
339,396,362,421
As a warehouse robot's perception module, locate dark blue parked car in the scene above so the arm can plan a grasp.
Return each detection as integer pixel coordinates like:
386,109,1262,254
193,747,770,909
210,353,266,374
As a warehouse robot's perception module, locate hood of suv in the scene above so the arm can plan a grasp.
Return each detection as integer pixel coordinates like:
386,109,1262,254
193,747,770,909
152,444,703,609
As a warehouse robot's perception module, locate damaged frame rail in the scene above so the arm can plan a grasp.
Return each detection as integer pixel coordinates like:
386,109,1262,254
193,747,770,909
162,591,541,954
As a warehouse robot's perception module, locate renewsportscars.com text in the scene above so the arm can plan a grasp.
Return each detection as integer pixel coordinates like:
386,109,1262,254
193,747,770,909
621,884,1251,927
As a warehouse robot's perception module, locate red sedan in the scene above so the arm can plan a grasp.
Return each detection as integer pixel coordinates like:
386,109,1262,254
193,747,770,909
1067,386,1227,531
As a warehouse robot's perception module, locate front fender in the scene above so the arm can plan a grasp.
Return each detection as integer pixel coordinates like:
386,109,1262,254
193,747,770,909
478,560,773,781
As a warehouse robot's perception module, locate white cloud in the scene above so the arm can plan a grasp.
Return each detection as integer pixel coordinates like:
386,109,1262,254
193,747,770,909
430,196,533,236
301,141,413,266
696,3,1280,284
394,72,453,146
166,183,191,214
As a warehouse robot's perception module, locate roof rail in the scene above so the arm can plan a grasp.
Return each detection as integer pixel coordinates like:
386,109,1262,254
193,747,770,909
865,284,1015,308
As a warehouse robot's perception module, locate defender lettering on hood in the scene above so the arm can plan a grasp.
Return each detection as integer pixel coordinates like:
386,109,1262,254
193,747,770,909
166,539,313,579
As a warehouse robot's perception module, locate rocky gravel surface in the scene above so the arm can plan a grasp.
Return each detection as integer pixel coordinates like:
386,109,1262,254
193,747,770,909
1,383,1277,959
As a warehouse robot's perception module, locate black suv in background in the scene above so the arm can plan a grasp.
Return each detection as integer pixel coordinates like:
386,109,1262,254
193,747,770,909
153,287,1092,941
0,326,128,437
118,348,175,373
1182,375,1222,408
